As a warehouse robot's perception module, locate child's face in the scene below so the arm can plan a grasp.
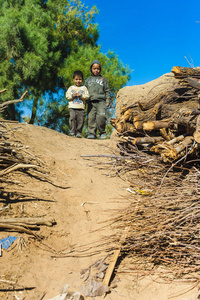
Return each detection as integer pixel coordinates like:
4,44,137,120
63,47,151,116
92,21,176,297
91,63,101,76
73,75,83,87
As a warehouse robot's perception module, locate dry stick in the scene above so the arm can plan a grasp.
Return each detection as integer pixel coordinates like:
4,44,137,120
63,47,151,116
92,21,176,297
0,217,56,226
81,154,125,159
0,163,37,176
21,148,46,165
0,279,16,285
159,141,196,187
0,89,7,94
0,223,38,235
0,119,19,123
103,228,128,297
0,90,28,109
166,134,187,145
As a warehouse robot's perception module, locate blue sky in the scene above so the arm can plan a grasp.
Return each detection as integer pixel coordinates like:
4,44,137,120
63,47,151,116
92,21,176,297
83,0,200,86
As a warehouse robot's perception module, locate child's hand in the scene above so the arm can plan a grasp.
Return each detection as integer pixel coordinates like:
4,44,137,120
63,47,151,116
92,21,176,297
72,92,81,98
72,92,77,98
76,92,82,98
106,103,110,108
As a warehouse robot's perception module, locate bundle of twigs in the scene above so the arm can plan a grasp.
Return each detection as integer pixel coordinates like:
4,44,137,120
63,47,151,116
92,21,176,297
64,142,200,281
110,66,200,163
97,168,200,278
0,89,59,234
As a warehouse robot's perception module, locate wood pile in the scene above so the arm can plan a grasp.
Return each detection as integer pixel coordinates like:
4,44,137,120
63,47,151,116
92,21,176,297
0,89,57,235
110,66,200,163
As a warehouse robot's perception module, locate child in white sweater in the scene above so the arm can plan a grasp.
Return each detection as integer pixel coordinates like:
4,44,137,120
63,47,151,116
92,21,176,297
66,71,89,138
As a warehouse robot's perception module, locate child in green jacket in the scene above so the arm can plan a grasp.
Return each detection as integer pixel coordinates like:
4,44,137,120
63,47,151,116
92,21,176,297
85,60,111,139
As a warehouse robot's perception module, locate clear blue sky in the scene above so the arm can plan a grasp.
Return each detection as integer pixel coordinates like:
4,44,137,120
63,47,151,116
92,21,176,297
83,0,200,86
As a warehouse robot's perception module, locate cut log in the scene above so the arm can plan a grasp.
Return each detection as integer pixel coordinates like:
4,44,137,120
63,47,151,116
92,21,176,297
152,100,164,115
174,136,194,154
120,105,128,115
150,143,167,154
160,136,194,162
133,136,164,145
119,108,132,123
181,77,200,90
166,134,187,146
159,128,171,141
134,121,144,130
110,118,136,133
143,121,169,131
171,66,200,79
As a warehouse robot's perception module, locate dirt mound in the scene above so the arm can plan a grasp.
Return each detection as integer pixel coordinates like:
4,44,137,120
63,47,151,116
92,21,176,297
115,72,177,119
0,99,199,299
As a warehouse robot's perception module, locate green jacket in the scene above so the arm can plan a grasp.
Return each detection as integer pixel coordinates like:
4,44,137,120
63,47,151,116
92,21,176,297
85,60,111,105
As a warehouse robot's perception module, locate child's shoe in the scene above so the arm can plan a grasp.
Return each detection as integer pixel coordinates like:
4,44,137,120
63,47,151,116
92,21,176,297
69,132,75,137
87,134,96,139
76,133,82,138
99,134,107,140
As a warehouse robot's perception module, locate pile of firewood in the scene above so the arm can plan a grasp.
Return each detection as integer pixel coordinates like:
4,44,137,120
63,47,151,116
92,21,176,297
0,89,58,235
110,66,200,163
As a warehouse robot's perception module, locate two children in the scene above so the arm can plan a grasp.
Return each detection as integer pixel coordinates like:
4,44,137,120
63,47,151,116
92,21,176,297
66,60,110,139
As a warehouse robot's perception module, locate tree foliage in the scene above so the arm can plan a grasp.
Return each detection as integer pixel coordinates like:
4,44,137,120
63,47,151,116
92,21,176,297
0,0,99,122
0,0,131,134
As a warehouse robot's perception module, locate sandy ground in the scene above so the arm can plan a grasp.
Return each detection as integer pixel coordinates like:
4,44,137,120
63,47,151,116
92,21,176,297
0,123,199,300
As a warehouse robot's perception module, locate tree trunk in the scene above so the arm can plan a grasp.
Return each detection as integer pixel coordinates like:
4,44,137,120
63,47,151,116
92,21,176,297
29,97,38,124
9,104,16,121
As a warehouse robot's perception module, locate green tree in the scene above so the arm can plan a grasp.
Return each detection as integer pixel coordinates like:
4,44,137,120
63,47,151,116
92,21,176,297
0,0,99,122
0,0,131,133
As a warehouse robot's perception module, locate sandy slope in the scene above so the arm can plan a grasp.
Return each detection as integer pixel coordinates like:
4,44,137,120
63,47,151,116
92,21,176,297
0,123,198,300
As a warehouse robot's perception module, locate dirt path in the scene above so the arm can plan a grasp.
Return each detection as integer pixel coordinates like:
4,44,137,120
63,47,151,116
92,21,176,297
0,124,198,300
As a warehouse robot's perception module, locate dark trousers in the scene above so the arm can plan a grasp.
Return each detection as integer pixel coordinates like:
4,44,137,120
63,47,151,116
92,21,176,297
69,108,85,134
87,100,107,135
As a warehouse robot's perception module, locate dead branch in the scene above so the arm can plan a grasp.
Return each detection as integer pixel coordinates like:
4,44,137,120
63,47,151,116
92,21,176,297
0,89,7,94
0,163,38,176
0,90,28,111
0,217,56,227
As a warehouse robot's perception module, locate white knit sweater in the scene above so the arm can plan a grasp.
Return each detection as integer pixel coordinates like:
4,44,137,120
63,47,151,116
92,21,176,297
66,85,89,109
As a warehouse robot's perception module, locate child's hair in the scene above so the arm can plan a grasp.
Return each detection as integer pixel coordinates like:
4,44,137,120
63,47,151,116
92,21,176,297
73,70,83,79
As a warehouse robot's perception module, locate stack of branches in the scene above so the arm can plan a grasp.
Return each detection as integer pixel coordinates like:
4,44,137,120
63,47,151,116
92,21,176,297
68,147,200,281
70,134,200,282
110,66,200,163
95,166,200,280
0,89,57,234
